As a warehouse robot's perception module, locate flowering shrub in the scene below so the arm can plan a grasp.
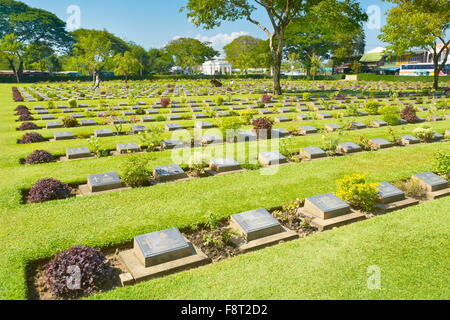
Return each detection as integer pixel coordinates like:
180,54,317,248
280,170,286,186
261,94,272,103
400,105,417,124
434,152,450,177
12,87,23,102
18,114,34,121
19,132,45,144
380,105,400,126
15,105,29,114
28,178,72,203
336,174,379,212
18,122,39,131
413,126,434,142
160,97,170,107
62,117,79,128
252,117,274,139
45,245,114,299
25,150,54,165
119,155,150,187
364,100,380,115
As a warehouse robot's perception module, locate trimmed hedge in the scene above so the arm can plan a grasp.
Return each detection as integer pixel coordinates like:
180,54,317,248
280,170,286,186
357,74,450,83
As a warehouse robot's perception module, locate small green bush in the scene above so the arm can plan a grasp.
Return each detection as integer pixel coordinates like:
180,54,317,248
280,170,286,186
119,156,151,188
336,174,379,212
68,99,77,108
434,152,450,177
380,105,400,126
364,100,380,115
413,125,434,142
62,117,79,128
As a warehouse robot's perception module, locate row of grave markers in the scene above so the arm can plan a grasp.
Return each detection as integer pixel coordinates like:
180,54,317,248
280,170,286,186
116,171,450,286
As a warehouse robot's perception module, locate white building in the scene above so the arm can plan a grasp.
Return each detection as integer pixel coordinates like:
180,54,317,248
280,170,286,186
201,59,232,75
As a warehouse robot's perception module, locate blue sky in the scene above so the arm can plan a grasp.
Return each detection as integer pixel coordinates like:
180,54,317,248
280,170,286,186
21,0,393,53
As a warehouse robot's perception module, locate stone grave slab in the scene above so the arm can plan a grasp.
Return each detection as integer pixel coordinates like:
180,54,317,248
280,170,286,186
165,124,184,132
298,193,366,231
325,124,342,132
195,122,214,129
131,125,148,134
271,129,289,138
46,122,63,129
209,158,241,173
370,138,394,150
161,139,184,150
231,209,283,242
412,172,449,196
153,164,189,182
87,172,124,193
274,116,290,123
66,147,93,160
300,147,327,160
299,126,318,135
336,142,362,154
317,113,332,120
54,132,74,141
258,152,288,167
117,142,140,154
133,228,193,268
373,120,387,127
141,116,155,122
80,119,96,126
401,135,420,145
94,129,113,138
41,115,55,120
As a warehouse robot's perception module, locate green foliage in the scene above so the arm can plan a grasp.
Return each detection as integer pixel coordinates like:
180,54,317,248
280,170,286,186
68,99,77,109
394,179,427,199
164,37,218,70
137,126,164,151
119,155,151,188
345,104,359,116
364,100,380,115
87,137,107,158
216,116,242,141
336,174,379,212
223,35,271,72
62,116,79,128
434,152,450,177
413,125,434,142
302,92,311,101
320,130,341,155
380,105,400,126
201,212,236,248
239,109,258,125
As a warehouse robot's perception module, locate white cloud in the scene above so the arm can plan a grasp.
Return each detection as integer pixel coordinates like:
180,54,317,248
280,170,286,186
195,31,249,49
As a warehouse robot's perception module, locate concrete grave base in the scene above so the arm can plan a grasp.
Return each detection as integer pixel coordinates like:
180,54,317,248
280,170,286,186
204,168,246,176
260,161,290,168
298,208,366,232
60,154,96,162
230,226,298,253
111,150,143,157
154,176,193,184
425,188,450,200
375,197,419,213
118,243,210,284
77,184,132,197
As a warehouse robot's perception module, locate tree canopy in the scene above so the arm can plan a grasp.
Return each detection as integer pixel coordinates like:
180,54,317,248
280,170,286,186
223,35,271,73
284,0,367,76
164,37,218,71
379,0,450,89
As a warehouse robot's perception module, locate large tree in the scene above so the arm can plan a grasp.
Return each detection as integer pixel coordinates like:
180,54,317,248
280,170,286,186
0,0,73,82
223,35,271,73
72,29,129,80
147,48,175,74
380,0,450,90
165,37,218,73
184,0,329,94
284,0,367,76
113,51,141,81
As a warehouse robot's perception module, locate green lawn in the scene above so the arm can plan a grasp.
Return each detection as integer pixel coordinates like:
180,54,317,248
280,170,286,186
91,197,450,300
0,82,449,300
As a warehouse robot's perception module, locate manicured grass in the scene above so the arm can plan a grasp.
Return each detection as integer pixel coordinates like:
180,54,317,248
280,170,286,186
90,197,450,300
0,82,448,300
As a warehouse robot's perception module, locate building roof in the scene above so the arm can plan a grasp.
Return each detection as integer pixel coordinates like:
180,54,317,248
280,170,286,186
360,51,385,63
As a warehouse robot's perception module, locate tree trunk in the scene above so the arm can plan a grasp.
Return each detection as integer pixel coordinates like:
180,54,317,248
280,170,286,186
8,59,21,83
272,58,282,95
433,58,439,91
